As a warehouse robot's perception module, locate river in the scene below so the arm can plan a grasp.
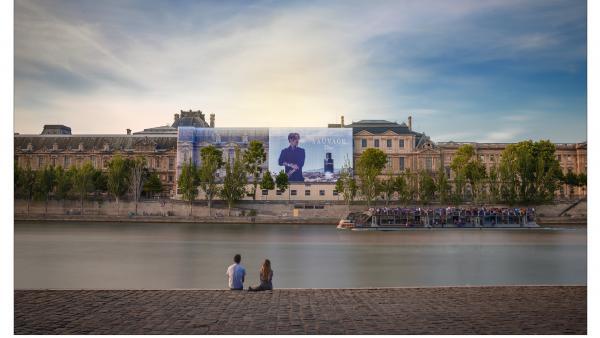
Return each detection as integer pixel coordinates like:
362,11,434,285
14,221,586,289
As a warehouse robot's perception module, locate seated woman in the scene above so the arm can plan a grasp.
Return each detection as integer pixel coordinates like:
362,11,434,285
248,259,273,291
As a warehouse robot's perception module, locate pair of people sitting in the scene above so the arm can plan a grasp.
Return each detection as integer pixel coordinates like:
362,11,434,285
226,254,273,291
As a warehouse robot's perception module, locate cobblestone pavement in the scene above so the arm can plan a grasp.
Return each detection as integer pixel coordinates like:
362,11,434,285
15,286,586,334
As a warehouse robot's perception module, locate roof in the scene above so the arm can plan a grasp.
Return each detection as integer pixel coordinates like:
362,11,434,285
14,134,177,152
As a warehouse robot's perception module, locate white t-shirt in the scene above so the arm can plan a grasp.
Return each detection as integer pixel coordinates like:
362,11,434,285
226,263,246,289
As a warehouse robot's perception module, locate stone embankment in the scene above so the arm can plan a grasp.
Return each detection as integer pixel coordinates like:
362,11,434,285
14,199,586,225
15,286,586,334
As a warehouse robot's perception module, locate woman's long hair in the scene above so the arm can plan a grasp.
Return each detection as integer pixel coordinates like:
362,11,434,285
260,259,272,281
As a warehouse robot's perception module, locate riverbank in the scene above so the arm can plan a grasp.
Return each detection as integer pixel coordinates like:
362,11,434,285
14,286,586,334
14,213,586,226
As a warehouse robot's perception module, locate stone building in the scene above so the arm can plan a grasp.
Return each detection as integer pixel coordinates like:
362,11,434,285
14,110,214,196
14,111,587,200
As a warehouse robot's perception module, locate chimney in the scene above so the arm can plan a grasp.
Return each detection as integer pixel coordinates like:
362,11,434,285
341,115,345,127
174,113,180,122
210,114,215,128
126,128,131,135
408,116,412,131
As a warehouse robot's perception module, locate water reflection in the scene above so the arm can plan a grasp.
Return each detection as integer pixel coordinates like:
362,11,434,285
14,222,586,289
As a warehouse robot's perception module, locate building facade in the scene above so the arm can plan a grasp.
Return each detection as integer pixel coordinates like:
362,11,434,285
14,112,587,200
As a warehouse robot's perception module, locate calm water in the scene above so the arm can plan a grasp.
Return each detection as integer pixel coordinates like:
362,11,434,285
14,222,586,289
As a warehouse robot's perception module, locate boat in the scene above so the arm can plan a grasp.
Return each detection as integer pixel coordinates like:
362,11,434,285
337,207,538,230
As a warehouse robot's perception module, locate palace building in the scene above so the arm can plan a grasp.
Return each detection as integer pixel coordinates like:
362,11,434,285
14,111,587,200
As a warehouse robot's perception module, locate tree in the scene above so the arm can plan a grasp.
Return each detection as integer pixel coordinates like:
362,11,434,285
436,167,451,204
144,171,163,198
395,173,411,206
356,148,387,207
128,157,147,215
70,162,96,215
33,165,56,215
499,140,561,204
335,158,358,211
54,166,72,206
242,140,267,200
259,171,275,191
418,170,436,205
275,170,289,202
199,146,224,216
92,169,108,196
107,155,130,215
487,165,500,203
450,144,476,202
14,162,21,197
178,160,199,217
220,148,248,216
577,173,587,188
18,164,36,215
380,170,397,206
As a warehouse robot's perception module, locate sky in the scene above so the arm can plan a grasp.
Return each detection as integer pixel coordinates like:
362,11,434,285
14,0,587,142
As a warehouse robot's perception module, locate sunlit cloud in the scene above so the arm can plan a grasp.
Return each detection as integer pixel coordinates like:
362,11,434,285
14,0,586,143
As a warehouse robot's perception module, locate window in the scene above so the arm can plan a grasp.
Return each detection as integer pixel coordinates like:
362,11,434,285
262,189,268,196
38,156,43,167
64,157,70,167
103,158,109,168
567,155,572,162
399,139,404,148
276,190,283,195
169,157,174,169
374,139,380,147
51,158,56,167
557,155,561,161
426,157,432,171
291,190,297,196
168,175,173,183
479,155,485,162
91,156,96,167
361,139,367,147
333,190,339,196
386,139,392,148
490,155,495,162
386,157,392,169
399,157,405,170
305,190,311,196
319,190,325,196
445,166,451,177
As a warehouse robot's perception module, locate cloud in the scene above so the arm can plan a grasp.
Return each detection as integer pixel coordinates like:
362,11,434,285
13,0,586,143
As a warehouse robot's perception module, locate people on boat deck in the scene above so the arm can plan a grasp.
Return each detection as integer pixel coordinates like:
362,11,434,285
226,254,246,290
248,259,274,292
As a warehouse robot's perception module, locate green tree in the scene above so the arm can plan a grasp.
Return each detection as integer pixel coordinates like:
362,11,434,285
499,140,561,204
70,162,96,215
178,160,199,216
14,162,21,197
436,167,451,204
242,140,267,200
335,158,358,211
356,148,387,207
107,155,130,215
487,165,500,203
18,164,36,215
33,165,56,215
275,170,289,202
198,146,224,216
128,157,147,215
450,144,477,202
380,170,397,206
418,170,436,205
259,171,275,191
54,166,72,206
144,171,163,198
395,174,411,206
220,148,248,216
577,173,587,188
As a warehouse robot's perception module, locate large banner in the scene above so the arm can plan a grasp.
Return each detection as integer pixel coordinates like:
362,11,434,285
268,128,353,183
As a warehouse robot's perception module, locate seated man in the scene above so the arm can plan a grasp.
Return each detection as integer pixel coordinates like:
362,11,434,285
226,254,246,290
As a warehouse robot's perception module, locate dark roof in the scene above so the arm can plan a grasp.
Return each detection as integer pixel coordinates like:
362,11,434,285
14,134,177,152
41,125,72,135
133,125,177,135
345,119,426,147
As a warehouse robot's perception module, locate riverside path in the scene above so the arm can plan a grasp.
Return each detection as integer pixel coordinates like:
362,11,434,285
15,286,585,334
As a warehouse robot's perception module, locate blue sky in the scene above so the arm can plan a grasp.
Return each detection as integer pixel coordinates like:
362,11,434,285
14,0,586,142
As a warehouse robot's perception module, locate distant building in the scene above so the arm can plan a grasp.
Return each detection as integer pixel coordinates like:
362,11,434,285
13,111,587,200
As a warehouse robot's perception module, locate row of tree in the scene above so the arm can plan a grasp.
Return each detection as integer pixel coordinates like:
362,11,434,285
336,141,586,208
14,155,163,215
177,141,292,216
